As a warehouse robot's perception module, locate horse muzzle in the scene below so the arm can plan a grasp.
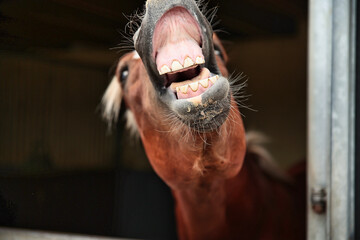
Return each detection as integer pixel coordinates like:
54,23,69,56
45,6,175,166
134,0,231,132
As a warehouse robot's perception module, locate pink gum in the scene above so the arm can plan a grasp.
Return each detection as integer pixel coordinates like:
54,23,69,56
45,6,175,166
177,80,214,99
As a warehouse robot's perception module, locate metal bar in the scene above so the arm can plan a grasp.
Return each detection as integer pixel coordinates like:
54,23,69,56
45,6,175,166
308,0,356,239
350,0,357,236
354,0,360,238
330,0,356,239
307,0,333,239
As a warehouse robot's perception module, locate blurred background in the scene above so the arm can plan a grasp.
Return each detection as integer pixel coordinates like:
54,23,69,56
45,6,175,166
0,0,307,239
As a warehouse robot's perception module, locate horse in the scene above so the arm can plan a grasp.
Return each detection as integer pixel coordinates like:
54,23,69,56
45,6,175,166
102,0,305,239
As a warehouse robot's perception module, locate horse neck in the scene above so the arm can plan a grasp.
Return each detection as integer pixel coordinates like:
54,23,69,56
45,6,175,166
171,152,270,240
172,176,229,240
141,102,247,239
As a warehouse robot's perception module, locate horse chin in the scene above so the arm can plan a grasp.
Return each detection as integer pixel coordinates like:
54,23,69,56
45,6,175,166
161,75,231,132
176,96,231,132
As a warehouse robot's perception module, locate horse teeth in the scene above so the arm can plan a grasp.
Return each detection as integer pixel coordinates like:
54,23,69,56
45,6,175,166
199,79,209,88
171,60,183,72
209,75,218,84
159,65,171,75
189,82,199,92
184,57,195,68
179,85,188,94
195,56,205,64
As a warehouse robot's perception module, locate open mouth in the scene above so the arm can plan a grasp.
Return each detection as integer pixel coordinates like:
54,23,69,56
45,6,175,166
134,2,231,131
153,7,220,101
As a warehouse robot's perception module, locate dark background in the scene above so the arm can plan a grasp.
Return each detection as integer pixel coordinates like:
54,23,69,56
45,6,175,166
0,0,307,239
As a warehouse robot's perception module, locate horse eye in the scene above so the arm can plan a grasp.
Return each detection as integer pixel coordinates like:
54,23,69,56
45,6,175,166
214,45,225,62
120,66,129,82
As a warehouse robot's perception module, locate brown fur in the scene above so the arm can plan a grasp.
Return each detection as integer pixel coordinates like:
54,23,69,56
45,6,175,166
102,35,305,239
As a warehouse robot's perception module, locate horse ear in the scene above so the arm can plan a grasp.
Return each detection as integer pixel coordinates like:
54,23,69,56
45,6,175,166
101,75,123,128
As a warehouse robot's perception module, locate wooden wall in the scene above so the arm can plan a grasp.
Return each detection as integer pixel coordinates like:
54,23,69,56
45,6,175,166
0,53,117,171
